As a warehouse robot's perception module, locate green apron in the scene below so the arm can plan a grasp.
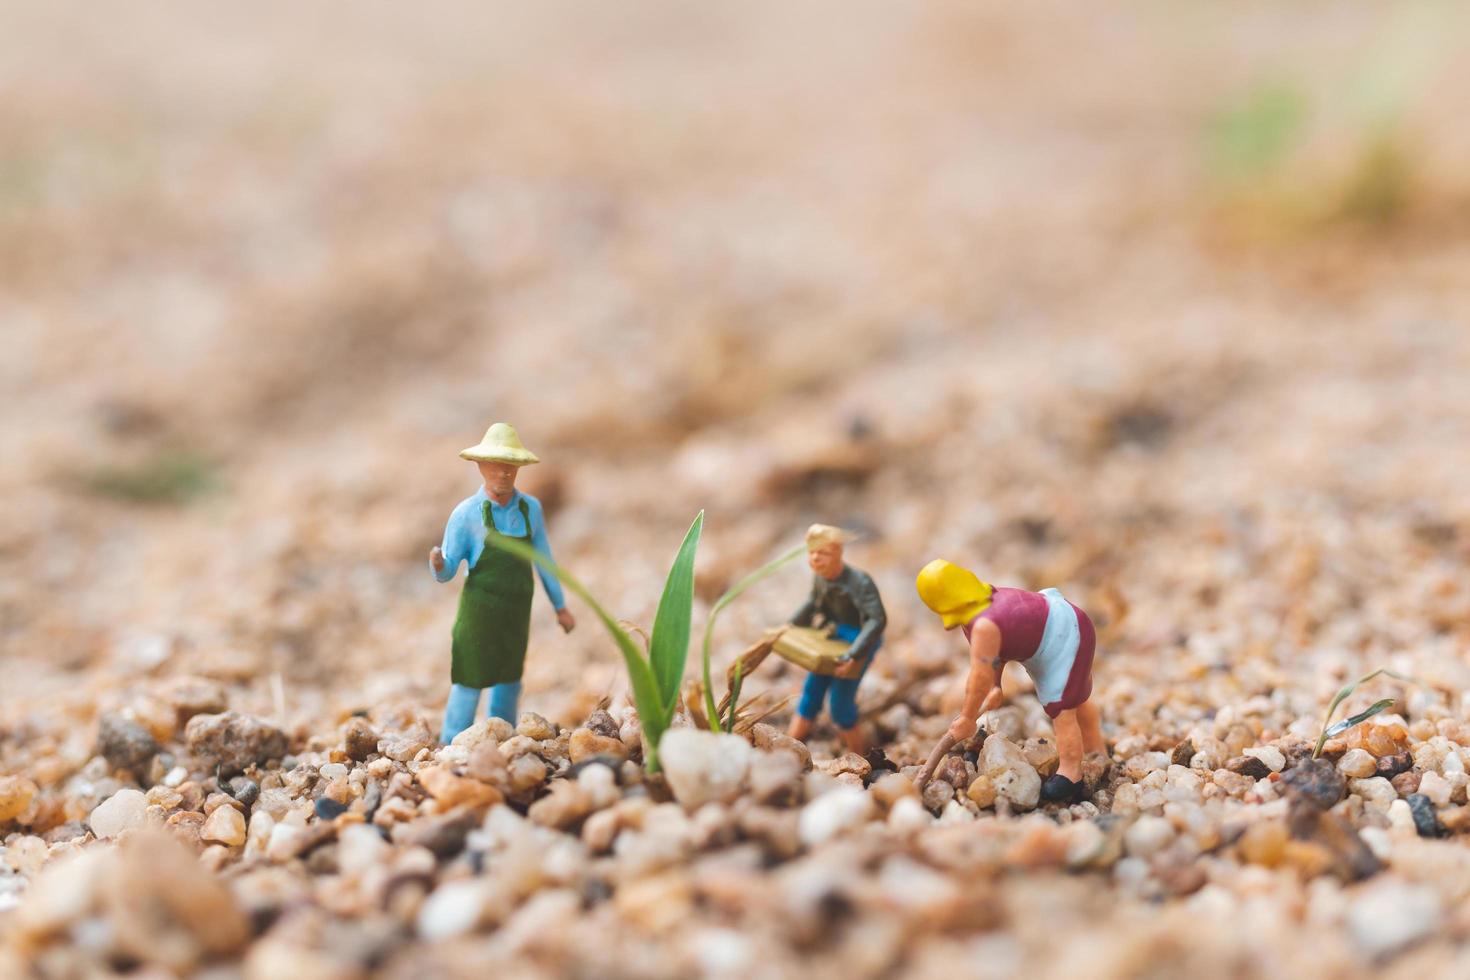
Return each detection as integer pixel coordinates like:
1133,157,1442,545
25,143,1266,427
450,497,535,688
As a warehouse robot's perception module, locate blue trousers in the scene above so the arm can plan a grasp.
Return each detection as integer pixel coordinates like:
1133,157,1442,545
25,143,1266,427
796,623,878,730
441,681,521,744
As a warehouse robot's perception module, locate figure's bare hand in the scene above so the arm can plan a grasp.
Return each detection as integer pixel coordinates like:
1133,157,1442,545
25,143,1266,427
556,608,576,633
429,546,445,573
834,655,864,679
946,715,978,742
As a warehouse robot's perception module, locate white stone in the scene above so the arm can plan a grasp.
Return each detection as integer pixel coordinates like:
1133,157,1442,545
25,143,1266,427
319,763,349,779
417,880,487,940
338,824,391,876
1349,777,1397,811
1444,751,1465,777
162,766,188,788
1242,745,1286,773
1123,815,1175,857
1065,820,1107,868
798,787,875,846
1337,749,1377,779
1386,799,1416,837
201,805,246,846
980,735,1041,810
266,823,303,862
658,730,752,809
1418,771,1453,807
88,789,149,839
1347,882,1441,956
886,796,932,831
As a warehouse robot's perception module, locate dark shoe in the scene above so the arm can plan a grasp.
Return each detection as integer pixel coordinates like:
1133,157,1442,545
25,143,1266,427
1041,774,1087,804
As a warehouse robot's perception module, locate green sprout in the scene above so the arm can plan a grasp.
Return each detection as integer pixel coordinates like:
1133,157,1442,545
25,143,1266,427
1313,667,1421,759
699,544,806,733
488,512,703,772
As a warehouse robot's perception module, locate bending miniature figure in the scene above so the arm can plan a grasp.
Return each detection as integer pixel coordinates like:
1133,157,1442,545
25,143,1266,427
916,559,1102,803
787,524,886,754
430,423,575,744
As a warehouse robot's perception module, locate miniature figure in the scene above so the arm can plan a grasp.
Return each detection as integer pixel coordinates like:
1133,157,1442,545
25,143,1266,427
915,559,1102,802
430,423,575,744
784,524,887,754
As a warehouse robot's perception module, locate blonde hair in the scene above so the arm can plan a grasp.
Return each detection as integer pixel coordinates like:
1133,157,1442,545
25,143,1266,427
915,558,993,629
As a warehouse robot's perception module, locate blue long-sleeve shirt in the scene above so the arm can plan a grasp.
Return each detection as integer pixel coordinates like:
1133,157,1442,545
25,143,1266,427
431,487,566,611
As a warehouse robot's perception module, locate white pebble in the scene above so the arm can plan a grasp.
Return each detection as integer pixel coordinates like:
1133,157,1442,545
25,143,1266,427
1242,745,1286,773
1123,815,1174,857
1347,882,1441,956
417,880,487,940
798,787,875,846
1336,749,1376,779
88,789,149,839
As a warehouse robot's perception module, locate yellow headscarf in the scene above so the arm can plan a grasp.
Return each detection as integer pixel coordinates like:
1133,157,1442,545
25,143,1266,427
916,559,993,629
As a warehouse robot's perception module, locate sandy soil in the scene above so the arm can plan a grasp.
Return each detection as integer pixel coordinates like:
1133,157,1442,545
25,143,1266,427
5,3,1470,977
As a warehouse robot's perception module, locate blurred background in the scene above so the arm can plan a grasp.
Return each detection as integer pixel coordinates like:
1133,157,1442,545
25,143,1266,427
4,0,1470,744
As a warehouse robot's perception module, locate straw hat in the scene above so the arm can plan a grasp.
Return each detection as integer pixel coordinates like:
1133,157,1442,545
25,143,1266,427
459,422,540,466
805,524,855,551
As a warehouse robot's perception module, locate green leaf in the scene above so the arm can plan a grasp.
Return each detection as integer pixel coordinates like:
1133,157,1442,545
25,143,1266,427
649,512,704,717
1323,699,1397,740
484,534,669,768
1312,667,1421,758
700,543,807,733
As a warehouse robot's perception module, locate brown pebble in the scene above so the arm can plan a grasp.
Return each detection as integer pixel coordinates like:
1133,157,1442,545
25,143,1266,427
342,717,379,762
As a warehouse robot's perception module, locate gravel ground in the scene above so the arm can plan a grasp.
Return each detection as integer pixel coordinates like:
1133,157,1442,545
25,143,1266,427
5,3,1470,977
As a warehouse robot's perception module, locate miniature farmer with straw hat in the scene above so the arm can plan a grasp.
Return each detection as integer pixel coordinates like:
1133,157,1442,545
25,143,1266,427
430,422,575,743
916,560,1103,803
786,524,887,754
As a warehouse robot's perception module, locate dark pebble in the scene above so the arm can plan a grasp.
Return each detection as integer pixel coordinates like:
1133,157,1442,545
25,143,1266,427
227,776,260,809
1407,794,1445,838
96,714,160,776
1280,758,1345,811
584,709,621,740
314,797,349,821
1376,752,1413,779
1226,755,1271,780
1170,740,1196,768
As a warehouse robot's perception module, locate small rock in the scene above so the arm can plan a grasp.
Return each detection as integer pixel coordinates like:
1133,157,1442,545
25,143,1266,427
568,728,629,764
1169,739,1195,768
1243,745,1286,773
1347,882,1441,957
516,712,556,741
921,779,955,811
393,809,476,858
165,810,205,848
820,753,872,781
528,781,593,830
1417,771,1452,807
506,754,549,795
161,677,229,725
1226,755,1271,779
748,750,804,805
418,766,503,810
337,823,390,875
90,789,150,839
380,727,434,763
201,805,246,847
467,740,509,784
584,709,621,739
0,775,38,824
1123,815,1174,857
1281,758,1345,810
1375,751,1413,778
184,712,289,776
798,787,875,846
417,880,487,940
659,730,751,809
342,717,379,761
887,795,932,831
869,773,918,810
314,798,348,821
750,724,811,770
226,776,259,809
96,714,160,775
1391,770,1422,797
1023,737,1060,777
966,775,997,809
1406,794,1444,838
451,717,515,749
980,735,1040,811
1336,749,1376,779
1238,820,1288,867
1350,776,1397,811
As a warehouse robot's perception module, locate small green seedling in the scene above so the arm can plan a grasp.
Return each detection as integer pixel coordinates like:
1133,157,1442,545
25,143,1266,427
699,544,806,733
1312,667,1421,759
488,512,703,772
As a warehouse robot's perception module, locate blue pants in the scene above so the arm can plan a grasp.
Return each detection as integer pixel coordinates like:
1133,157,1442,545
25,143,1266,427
796,624,878,730
440,681,521,744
